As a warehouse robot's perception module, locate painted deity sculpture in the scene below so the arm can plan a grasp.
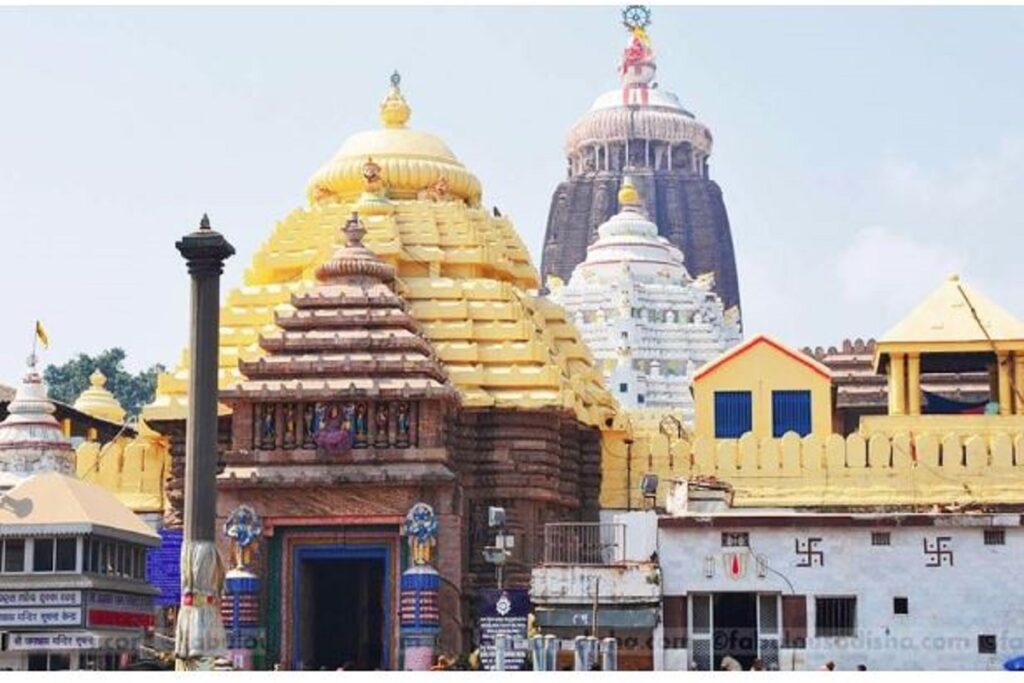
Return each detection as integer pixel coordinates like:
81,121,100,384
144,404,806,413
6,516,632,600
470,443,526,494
315,403,352,455
223,505,263,571
260,404,276,449
375,402,390,447
396,401,411,448
282,404,297,448
404,502,438,566
354,403,369,448
302,404,316,448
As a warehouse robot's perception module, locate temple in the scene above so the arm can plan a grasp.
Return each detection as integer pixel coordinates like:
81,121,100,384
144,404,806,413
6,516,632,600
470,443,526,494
540,6,742,317
0,360,159,671
140,73,623,669
548,177,739,420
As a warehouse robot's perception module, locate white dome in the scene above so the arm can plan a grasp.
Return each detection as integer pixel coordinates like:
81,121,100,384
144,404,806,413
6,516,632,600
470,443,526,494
589,87,693,115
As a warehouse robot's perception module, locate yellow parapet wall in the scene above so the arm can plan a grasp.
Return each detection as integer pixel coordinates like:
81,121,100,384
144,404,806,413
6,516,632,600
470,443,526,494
76,429,170,514
602,430,1024,510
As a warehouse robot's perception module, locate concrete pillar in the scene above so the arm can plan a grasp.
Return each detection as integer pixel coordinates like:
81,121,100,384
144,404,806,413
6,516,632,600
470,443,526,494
907,353,922,416
998,351,1012,416
174,214,235,669
888,353,906,416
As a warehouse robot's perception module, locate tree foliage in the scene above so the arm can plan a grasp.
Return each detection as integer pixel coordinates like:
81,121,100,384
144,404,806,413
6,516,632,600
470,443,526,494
43,348,165,419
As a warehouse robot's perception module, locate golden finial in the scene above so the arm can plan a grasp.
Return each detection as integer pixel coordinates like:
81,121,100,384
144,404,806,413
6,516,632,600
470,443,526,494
380,70,411,129
618,176,641,207
89,369,107,388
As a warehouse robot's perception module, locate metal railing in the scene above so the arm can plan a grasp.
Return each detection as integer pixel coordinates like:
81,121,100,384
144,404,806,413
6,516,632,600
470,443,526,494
543,522,626,565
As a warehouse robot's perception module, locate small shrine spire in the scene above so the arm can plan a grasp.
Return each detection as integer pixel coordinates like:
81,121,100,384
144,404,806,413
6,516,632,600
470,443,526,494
344,210,367,247
315,212,396,284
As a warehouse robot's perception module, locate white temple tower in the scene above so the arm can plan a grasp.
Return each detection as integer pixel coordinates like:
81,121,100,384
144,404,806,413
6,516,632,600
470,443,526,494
548,178,740,422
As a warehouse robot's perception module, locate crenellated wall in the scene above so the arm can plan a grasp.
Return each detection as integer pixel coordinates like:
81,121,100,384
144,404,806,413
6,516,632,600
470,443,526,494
602,430,1024,509
75,432,171,514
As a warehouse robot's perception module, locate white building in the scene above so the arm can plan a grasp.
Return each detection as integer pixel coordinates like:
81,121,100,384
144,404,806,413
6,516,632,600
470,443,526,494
653,482,1024,672
548,179,740,420
0,362,160,671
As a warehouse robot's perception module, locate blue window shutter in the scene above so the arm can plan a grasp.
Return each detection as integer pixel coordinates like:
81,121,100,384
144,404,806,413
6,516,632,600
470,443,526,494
714,391,752,438
772,390,812,437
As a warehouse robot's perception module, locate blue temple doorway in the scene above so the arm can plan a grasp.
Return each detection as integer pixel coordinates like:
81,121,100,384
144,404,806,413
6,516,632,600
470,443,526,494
291,544,392,671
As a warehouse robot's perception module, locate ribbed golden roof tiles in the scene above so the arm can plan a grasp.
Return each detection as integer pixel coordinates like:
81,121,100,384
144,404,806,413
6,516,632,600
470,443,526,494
147,77,616,429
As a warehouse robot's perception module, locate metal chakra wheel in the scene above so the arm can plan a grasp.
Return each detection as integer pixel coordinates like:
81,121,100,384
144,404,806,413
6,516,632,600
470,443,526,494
622,5,652,31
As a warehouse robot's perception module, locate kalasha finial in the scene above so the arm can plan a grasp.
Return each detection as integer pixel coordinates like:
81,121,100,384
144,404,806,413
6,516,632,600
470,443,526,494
622,4,652,32
380,71,411,128
199,213,211,230
344,212,366,247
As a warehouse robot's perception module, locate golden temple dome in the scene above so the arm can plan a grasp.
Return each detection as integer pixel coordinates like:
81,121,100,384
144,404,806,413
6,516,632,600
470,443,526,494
148,71,617,434
307,72,483,206
72,369,127,424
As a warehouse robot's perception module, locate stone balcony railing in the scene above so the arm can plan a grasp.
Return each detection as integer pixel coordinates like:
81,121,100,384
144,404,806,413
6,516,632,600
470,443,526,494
533,522,661,606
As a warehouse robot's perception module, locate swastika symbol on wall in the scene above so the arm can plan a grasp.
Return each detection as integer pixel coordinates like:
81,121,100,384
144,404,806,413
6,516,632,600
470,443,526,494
923,536,954,567
794,537,824,567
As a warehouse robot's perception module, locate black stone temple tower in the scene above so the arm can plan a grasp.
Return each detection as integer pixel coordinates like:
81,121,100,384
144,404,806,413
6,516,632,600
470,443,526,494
540,6,741,319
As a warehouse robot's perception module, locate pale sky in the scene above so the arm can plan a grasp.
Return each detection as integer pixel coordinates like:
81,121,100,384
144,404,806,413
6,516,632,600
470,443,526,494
2,6,1023,386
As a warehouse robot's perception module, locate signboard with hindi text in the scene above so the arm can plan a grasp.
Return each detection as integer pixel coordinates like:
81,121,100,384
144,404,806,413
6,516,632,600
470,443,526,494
6,631,142,651
0,590,81,607
0,606,83,628
478,588,531,671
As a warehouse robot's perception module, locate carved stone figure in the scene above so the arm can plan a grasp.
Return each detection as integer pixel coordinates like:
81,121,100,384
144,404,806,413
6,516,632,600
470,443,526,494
282,404,296,448
315,404,352,455
396,401,411,448
223,505,263,571
404,503,438,566
261,404,276,449
354,403,369,448
374,402,390,447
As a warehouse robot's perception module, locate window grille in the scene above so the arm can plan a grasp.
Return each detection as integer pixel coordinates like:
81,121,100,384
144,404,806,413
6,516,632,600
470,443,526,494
721,532,750,548
691,594,711,634
984,529,1005,546
815,597,856,638
759,594,779,633
871,531,891,546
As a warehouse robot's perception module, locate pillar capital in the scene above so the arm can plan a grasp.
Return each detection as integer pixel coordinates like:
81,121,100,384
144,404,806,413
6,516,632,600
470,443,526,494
176,214,236,276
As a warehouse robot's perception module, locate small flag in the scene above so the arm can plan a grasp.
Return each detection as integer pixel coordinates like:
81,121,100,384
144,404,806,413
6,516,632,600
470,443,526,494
35,320,49,349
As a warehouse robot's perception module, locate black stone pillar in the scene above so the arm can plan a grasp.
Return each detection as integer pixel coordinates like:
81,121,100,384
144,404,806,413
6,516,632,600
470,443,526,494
174,214,234,668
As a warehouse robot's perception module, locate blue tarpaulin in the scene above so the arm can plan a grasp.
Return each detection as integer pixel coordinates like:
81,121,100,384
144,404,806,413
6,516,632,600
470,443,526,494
923,391,988,415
